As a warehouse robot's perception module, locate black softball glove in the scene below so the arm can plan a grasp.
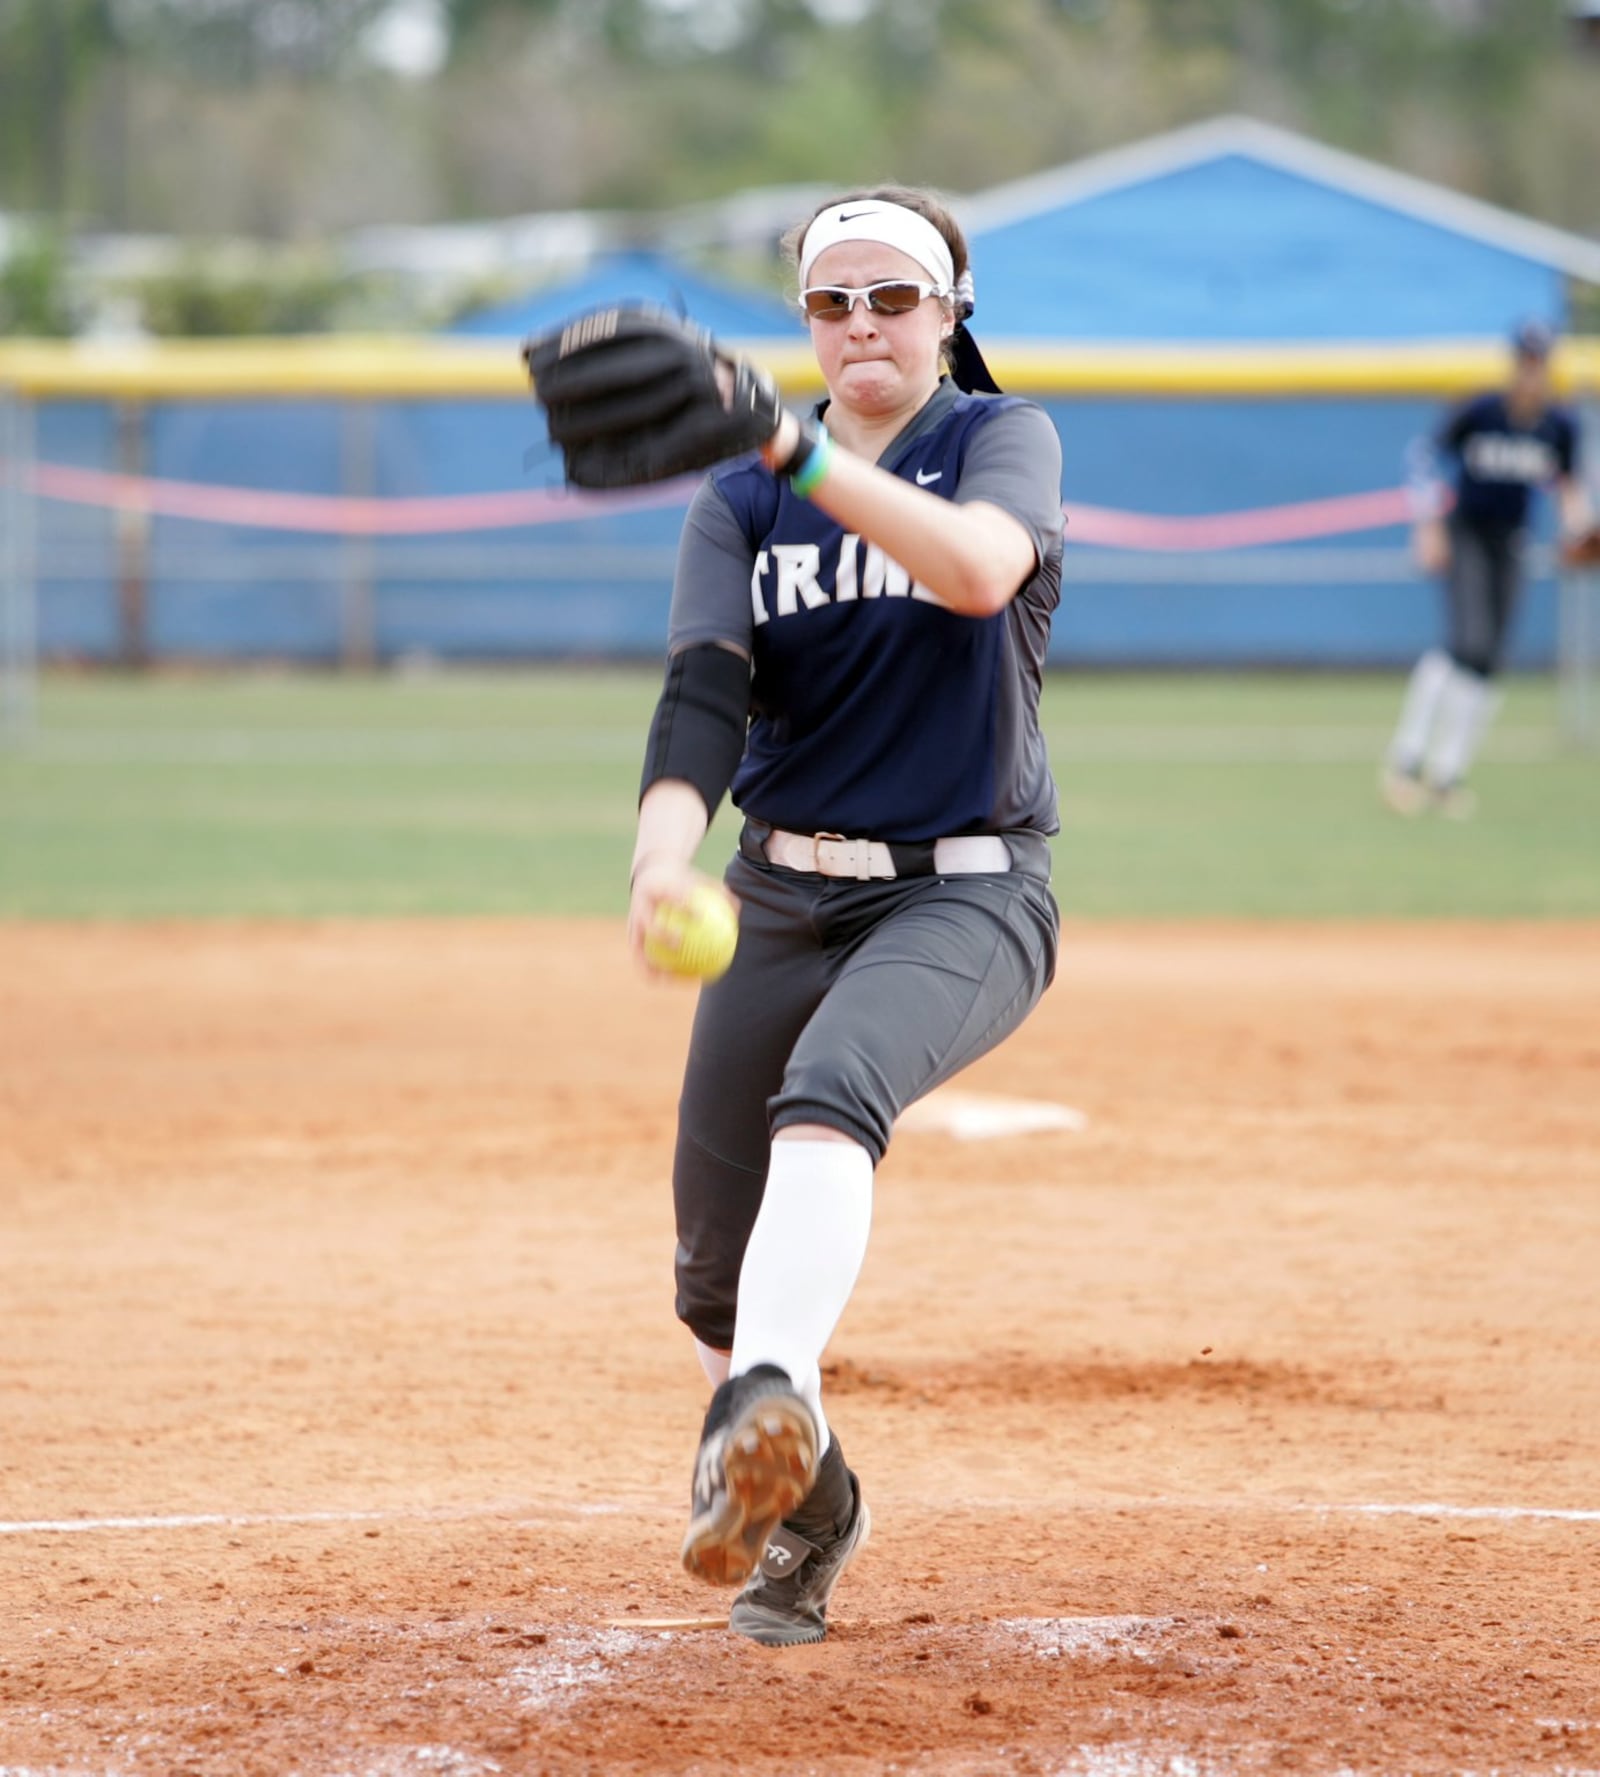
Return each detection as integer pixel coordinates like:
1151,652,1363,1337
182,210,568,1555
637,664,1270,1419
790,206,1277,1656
523,305,785,489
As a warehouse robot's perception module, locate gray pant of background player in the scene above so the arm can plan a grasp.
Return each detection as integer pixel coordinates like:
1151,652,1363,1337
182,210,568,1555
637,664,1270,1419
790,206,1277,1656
1387,515,1522,794
672,827,1060,1351
1444,515,1522,678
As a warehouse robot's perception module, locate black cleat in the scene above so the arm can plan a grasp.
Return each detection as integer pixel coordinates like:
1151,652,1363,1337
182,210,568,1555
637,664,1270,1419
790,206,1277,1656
729,1436,869,1646
680,1365,819,1589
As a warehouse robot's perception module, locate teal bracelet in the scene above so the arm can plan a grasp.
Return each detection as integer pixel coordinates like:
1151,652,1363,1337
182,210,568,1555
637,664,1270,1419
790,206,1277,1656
789,429,834,498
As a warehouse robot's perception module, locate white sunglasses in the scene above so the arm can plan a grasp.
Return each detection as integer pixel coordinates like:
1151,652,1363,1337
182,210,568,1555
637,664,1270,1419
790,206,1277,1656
799,279,950,321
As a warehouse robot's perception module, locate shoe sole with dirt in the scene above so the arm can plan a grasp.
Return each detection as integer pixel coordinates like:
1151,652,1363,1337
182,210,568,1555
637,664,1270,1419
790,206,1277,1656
680,1394,818,1588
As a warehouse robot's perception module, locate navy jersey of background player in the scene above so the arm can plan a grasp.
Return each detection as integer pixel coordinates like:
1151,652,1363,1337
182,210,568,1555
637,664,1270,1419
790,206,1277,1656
1438,391,1578,532
667,381,1064,844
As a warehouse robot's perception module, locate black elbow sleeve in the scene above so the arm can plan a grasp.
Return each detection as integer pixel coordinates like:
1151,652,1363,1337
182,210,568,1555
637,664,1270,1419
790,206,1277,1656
640,644,752,817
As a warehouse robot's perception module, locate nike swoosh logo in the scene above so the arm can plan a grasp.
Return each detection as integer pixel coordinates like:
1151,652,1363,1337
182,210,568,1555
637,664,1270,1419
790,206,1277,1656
836,207,878,222
915,468,942,485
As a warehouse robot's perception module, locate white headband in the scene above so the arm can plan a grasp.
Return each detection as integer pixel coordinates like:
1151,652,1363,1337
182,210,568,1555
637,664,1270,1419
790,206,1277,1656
799,200,955,292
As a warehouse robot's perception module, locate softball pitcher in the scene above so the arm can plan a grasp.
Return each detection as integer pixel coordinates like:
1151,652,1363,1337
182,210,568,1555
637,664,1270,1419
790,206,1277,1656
527,186,1064,1646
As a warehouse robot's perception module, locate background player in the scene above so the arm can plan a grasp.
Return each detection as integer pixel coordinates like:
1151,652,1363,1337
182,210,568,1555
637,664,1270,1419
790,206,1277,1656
625,187,1064,1646
1382,320,1591,818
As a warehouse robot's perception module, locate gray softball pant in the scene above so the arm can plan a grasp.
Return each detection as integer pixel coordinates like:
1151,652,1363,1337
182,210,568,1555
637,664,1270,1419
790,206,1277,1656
672,826,1060,1350
1445,514,1523,678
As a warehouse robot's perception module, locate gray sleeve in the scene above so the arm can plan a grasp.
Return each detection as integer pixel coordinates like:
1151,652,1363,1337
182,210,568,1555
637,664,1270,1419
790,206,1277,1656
665,478,757,657
953,402,1065,564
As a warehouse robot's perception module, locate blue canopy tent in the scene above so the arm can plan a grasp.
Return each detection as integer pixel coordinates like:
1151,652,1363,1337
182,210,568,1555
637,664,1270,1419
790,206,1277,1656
448,246,798,339
959,117,1600,666
962,116,1593,341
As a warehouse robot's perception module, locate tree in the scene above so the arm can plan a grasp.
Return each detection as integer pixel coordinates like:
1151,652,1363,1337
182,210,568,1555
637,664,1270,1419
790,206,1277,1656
0,0,119,212
107,0,394,81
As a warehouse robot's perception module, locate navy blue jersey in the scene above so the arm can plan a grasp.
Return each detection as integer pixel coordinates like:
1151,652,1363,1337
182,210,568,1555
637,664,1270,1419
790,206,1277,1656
665,381,1064,843
1439,393,1578,531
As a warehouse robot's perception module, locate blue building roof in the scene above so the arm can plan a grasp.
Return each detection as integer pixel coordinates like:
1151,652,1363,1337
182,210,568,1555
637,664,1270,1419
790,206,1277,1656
448,246,798,339
963,117,1600,341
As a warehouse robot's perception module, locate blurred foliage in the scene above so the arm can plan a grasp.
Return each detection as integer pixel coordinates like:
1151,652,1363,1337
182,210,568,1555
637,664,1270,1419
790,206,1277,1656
107,0,394,80
124,250,367,334
0,224,76,335
0,0,1596,331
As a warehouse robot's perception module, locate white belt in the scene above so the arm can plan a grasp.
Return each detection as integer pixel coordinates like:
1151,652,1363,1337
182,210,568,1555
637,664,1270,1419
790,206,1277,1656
762,828,1011,880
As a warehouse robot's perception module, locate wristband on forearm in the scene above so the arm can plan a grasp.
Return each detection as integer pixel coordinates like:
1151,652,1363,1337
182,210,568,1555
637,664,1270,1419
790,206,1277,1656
787,428,833,498
763,417,832,493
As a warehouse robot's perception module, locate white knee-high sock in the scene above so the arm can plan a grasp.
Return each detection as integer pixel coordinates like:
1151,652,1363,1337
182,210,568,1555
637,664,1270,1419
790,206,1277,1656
1389,649,1453,773
729,1137,874,1456
694,1339,731,1387
1428,664,1500,788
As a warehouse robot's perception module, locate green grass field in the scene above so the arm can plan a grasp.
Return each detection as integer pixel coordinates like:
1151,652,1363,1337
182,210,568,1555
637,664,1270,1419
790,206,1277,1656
1,669,1594,919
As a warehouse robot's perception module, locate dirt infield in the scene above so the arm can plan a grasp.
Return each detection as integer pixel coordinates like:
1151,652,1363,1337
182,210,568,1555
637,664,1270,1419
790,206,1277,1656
2,919,1598,1777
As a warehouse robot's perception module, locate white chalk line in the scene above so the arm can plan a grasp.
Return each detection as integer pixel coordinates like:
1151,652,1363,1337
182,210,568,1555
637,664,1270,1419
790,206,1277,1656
1324,1500,1600,1523
955,1497,1600,1525
4,1495,1597,1538
0,1501,641,1537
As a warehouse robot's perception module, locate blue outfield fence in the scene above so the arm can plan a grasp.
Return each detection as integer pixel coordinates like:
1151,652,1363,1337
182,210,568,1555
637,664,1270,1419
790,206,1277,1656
20,390,1572,669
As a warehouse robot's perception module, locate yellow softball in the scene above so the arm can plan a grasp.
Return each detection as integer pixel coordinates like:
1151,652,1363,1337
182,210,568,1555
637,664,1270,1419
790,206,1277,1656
643,882,739,981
